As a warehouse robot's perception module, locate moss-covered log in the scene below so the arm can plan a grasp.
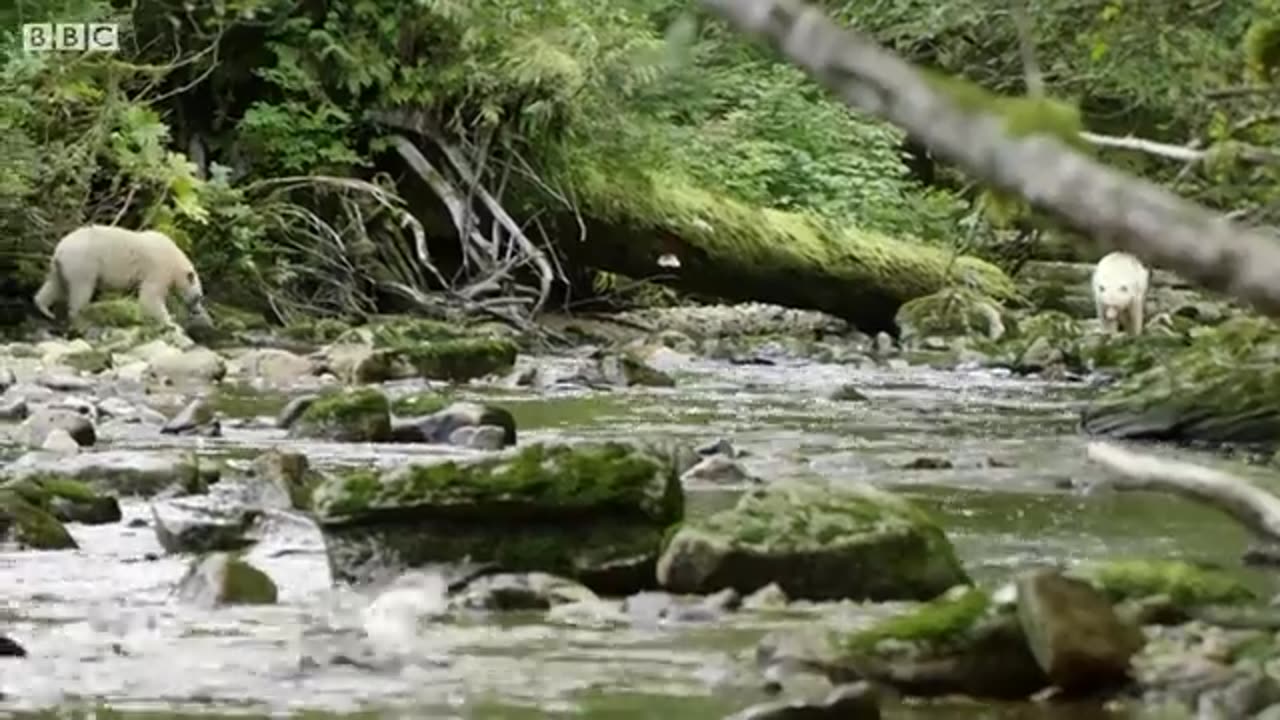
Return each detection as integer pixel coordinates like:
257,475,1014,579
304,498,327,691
551,170,1017,336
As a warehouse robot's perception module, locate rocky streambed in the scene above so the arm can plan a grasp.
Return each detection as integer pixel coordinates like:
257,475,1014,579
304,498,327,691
2,297,1279,719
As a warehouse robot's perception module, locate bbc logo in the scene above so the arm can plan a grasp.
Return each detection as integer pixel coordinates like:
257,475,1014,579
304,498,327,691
22,23,119,52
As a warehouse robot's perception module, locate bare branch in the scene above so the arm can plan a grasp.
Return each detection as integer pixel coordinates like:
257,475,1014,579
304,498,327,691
696,0,1280,319
1085,442,1280,544
1080,131,1280,166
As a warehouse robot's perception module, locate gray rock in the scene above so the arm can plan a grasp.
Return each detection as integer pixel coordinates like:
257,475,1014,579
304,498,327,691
447,424,508,451
161,397,221,437
391,402,516,447
680,455,760,485
450,572,598,611
40,428,81,453
1015,568,1144,693
146,347,227,385
19,407,96,448
724,682,880,720
0,634,26,657
4,450,209,497
152,492,260,554
175,552,278,607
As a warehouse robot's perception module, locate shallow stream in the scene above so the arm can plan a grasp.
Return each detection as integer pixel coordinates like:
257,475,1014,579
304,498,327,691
2,352,1272,719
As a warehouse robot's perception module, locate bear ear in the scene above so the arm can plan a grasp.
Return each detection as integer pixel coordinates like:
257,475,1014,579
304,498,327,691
186,270,196,283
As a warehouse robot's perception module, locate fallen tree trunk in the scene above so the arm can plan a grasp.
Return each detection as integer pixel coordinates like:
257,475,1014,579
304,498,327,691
546,167,1017,336
552,216,1012,336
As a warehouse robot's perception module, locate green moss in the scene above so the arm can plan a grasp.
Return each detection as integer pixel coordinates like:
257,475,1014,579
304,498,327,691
0,488,77,549
1080,559,1258,607
305,387,389,422
367,316,472,345
283,317,352,344
843,586,991,652
697,482,949,553
60,349,112,374
560,162,1017,305
73,299,151,328
1090,315,1280,430
220,555,279,605
391,392,452,416
316,441,683,524
397,338,519,382
895,287,1006,341
291,387,392,442
1245,18,1280,82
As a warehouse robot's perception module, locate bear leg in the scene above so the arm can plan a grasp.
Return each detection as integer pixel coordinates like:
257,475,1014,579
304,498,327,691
1127,298,1145,337
64,274,96,320
137,279,176,328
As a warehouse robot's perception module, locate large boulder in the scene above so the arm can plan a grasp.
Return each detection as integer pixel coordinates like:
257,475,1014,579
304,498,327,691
285,387,392,442
657,481,969,601
313,316,519,384
312,441,683,593
1,450,211,497
0,488,77,549
1081,316,1280,450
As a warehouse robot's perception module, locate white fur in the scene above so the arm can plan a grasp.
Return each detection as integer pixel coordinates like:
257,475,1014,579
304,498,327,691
1091,251,1150,337
33,225,207,328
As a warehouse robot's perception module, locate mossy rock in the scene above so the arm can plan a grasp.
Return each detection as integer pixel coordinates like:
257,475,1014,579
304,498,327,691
0,488,77,549
993,310,1085,370
312,441,684,593
822,584,1049,699
895,288,1008,344
60,349,113,374
391,392,452,417
1081,316,1280,450
175,552,279,606
287,387,392,442
6,475,121,525
282,317,353,345
656,480,970,601
1076,559,1258,608
396,338,519,382
844,586,992,652
314,441,681,522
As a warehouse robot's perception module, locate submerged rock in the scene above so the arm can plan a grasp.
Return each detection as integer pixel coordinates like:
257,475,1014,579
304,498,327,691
389,401,517,447
725,682,881,720
0,488,77,549
657,481,968,601
450,572,598,611
175,552,279,607
312,441,683,593
3,450,211,497
286,387,391,442
680,454,761,485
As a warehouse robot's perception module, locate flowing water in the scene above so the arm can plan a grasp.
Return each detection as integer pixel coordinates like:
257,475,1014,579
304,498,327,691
2,352,1273,719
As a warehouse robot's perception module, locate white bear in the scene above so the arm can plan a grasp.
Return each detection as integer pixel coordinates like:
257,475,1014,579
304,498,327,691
33,224,212,329
1091,250,1150,337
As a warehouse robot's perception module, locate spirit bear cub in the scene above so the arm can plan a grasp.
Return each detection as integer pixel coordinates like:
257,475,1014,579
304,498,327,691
34,224,212,329
1091,250,1150,336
